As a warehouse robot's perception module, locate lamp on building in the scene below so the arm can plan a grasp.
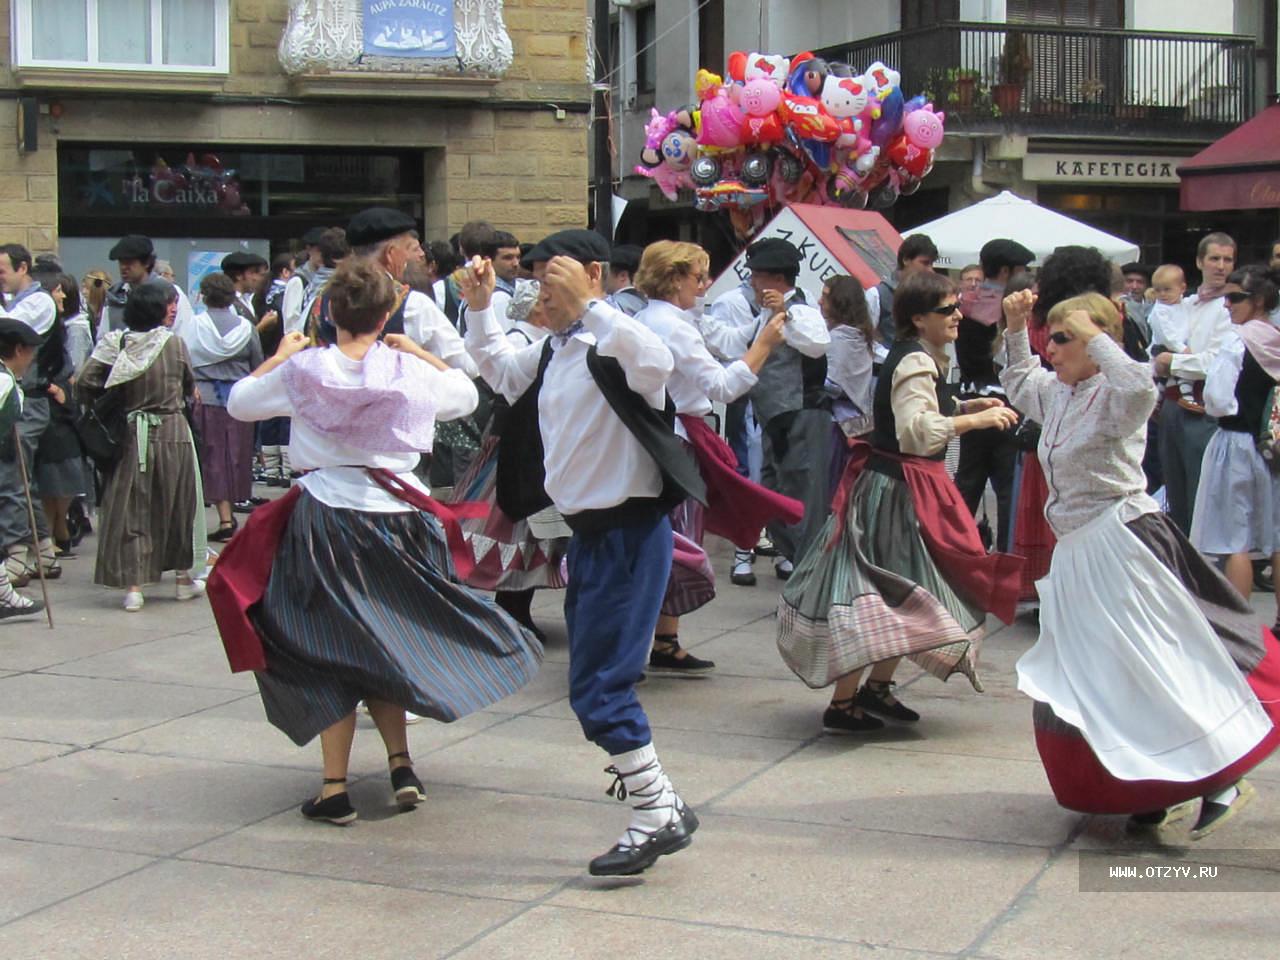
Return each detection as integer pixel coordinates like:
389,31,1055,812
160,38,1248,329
15,97,38,155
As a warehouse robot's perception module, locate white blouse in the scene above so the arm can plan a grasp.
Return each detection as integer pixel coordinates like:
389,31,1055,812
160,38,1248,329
1000,328,1158,537
227,348,478,512
633,298,757,417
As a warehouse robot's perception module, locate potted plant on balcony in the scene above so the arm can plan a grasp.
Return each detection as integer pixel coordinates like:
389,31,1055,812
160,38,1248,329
950,68,980,108
993,31,1030,114
1072,77,1111,117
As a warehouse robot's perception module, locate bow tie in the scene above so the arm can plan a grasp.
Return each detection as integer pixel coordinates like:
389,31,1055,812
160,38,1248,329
552,320,584,347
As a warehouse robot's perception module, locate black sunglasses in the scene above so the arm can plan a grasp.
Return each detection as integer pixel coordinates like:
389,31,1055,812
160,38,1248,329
1048,331,1072,345
1225,291,1251,304
927,302,961,315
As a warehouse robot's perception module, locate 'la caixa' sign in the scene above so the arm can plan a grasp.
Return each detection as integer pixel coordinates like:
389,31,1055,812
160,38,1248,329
1023,153,1185,185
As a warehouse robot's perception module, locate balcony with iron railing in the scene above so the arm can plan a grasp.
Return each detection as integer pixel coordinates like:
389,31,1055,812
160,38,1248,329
814,22,1257,139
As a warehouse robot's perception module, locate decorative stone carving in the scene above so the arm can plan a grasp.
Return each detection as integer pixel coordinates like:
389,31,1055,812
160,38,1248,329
278,0,513,77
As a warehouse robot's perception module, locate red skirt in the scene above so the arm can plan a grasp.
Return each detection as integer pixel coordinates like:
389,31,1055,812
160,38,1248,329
1012,451,1055,601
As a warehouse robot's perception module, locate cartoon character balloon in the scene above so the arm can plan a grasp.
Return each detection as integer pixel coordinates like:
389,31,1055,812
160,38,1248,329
635,108,698,200
902,102,945,150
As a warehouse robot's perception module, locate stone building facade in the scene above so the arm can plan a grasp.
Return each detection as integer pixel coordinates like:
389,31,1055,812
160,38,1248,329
1,0,589,287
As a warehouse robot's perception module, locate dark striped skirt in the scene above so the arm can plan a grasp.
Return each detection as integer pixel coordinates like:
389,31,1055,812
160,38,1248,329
193,404,255,504
662,495,715,617
252,492,543,746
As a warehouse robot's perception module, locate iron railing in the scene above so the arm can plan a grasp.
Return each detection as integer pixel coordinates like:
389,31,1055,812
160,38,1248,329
815,22,1256,134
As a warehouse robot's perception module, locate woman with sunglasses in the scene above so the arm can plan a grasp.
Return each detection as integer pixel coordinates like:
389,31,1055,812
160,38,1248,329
631,240,791,675
779,270,1023,733
1191,267,1280,607
1001,288,1280,840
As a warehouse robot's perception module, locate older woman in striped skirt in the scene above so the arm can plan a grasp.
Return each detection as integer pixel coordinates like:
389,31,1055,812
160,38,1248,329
219,257,541,825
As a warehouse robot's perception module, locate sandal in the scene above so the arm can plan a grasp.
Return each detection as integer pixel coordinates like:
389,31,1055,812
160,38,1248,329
300,778,357,825
822,696,885,734
856,680,920,723
388,752,425,810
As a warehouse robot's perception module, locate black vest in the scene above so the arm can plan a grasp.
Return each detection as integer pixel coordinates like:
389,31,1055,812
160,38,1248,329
495,339,707,521
1218,348,1276,436
871,339,952,461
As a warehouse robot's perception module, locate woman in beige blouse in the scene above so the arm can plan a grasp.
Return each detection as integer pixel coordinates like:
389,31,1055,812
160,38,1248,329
778,271,1024,733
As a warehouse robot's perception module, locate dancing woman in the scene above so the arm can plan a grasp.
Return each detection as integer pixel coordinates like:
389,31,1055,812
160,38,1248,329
778,270,1023,733
1001,288,1280,838
632,240,792,674
216,257,541,825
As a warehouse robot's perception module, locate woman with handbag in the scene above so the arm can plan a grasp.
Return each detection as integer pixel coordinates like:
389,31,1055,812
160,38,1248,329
1191,266,1280,604
777,270,1023,733
77,283,206,612
1002,287,1280,839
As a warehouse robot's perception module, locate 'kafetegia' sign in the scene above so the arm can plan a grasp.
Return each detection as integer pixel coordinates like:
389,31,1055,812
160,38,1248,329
1023,154,1184,185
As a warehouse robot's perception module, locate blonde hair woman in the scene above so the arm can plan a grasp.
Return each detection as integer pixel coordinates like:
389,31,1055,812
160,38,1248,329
1001,285,1280,840
631,240,793,674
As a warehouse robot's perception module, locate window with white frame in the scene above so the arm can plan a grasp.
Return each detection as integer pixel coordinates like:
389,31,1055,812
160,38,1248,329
13,0,230,73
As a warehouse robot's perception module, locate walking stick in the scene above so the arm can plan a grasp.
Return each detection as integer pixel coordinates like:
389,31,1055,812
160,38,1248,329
12,425,53,629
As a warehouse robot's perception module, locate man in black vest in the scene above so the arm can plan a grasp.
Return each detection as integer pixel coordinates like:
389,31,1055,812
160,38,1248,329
462,229,703,877
221,251,270,323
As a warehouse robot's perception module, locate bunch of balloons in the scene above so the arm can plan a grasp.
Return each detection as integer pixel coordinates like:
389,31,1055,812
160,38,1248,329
635,51,944,218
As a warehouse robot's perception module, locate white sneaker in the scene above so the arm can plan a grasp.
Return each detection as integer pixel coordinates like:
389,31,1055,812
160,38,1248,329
774,558,794,580
175,579,207,601
123,591,144,612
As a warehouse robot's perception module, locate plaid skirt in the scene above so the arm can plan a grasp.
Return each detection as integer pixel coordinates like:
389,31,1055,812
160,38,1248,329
252,492,543,745
661,496,715,617
777,464,984,691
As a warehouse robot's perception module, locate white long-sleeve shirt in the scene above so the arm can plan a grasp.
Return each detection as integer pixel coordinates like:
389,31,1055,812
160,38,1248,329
633,298,757,417
699,285,829,362
464,298,674,515
4,284,56,335
1162,294,1234,381
402,288,477,378
226,347,477,512
1203,328,1246,419
282,274,307,336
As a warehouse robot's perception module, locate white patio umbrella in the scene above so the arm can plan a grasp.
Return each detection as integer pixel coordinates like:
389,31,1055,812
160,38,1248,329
907,191,1140,268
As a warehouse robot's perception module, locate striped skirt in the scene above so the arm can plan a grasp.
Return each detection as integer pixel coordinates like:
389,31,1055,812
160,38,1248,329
777,464,984,691
252,492,543,746
662,496,715,617
1011,450,1055,601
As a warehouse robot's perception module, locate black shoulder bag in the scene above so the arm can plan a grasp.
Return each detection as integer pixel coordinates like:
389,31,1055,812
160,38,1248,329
74,336,130,472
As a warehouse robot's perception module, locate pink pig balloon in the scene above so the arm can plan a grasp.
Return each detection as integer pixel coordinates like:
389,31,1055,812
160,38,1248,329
737,73,782,118
902,102,945,150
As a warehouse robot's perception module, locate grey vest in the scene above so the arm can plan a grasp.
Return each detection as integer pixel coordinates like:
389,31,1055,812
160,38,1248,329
746,290,827,426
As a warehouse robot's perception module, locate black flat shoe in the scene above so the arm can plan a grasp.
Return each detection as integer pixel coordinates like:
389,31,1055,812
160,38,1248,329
389,752,425,810
0,597,43,620
822,697,885,734
1190,780,1255,841
1126,800,1196,833
855,680,920,723
208,520,238,542
648,638,715,676
300,781,357,825
588,804,699,877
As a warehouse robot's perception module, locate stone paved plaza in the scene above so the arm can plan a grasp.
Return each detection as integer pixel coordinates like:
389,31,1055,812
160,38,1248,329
2,522,1279,959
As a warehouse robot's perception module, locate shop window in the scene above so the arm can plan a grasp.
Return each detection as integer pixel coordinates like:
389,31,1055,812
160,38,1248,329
14,0,230,73
635,4,656,98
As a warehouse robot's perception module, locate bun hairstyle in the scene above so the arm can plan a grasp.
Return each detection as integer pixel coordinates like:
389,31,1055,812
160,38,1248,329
1227,265,1280,314
326,257,397,336
1046,292,1124,345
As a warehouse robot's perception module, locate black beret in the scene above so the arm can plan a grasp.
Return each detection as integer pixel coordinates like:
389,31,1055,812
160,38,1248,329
301,227,327,246
526,229,611,266
609,244,644,273
221,251,268,273
109,235,154,261
745,237,802,273
347,207,417,248
1120,262,1153,280
979,239,1036,271
0,316,43,346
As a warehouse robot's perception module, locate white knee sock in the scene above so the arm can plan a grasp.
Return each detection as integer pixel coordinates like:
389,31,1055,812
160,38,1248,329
1206,784,1239,807
606,743,683,847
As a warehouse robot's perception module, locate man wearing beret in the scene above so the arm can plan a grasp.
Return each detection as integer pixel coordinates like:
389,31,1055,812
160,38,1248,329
342,208,477,378
605,244,647,317
0,244,62,586
462,229,703,877
281,227,327,335
103,234,194,336
0,315,47,618
701,237,830,583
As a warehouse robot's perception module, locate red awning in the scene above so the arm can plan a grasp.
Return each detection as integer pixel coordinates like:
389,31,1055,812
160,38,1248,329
1178,103,1280,211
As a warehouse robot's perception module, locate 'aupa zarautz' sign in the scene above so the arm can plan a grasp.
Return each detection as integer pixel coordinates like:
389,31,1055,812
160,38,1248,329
364,0,457,58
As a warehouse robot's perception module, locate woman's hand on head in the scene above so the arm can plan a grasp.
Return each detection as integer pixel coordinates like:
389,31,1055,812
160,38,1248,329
1062,309,1101,344
1001,289,1036,332
274,331,308,360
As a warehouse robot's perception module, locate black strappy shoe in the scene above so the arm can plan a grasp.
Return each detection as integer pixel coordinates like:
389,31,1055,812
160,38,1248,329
300,778,357,825
855,680,921,723
822,696,885,734
388,752,425,810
